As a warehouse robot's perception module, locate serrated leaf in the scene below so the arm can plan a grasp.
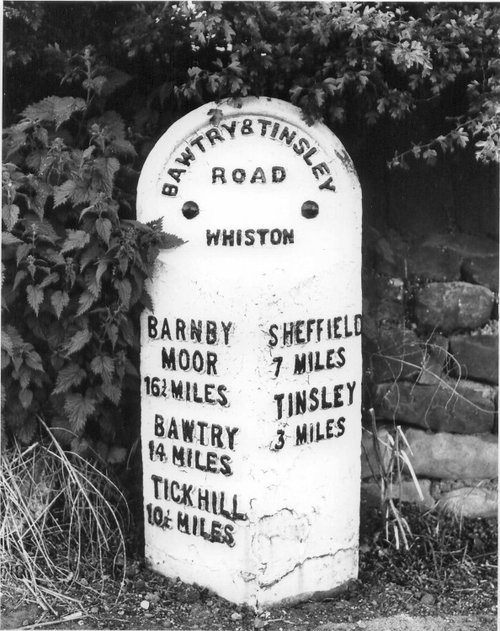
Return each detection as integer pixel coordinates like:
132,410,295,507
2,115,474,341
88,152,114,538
25,350,43,372
115,278,131,308
61,229,90,253
13,270,28,291
160,232,185,250
63,329,92,356
54,180,76,208
90,355,114,382
76,290,97,316
94,157,120,195
16,243,32,266
51,290,70,319
53,363,86,394
95,258,109,286
2,203,20,231
64,392,96,433
79,242,101,272
1,330,13,355
120,317,136,347
18,366,31,389
2,325,24,353
26,284,44,315
141,289,154,312
22,96,86,128
2,232,22,246
96,217,112,245
102,382,121,405
39,272,59,289
19,388,33,409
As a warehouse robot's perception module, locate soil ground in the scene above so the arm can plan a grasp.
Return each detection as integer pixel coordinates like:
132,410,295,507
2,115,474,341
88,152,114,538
1,506,497,631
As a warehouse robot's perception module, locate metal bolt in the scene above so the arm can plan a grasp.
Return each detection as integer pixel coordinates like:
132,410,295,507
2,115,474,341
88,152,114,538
182,201,199,219
301,200,319,218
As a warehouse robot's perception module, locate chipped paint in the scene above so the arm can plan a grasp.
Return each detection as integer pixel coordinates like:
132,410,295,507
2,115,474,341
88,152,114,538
137,97,362,610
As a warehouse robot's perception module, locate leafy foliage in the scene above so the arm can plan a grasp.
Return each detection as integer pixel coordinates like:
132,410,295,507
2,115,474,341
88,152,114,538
2,48,182,452
2,1,499,452
4,3,499,168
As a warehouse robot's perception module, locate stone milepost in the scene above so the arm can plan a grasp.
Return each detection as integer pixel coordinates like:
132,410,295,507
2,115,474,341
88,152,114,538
137,97,362,609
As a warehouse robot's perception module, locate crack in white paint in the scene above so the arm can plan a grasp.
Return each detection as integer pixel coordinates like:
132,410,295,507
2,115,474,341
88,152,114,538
257,547,354,589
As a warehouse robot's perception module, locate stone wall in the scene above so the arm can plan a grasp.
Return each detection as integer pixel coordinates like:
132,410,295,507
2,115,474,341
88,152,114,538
361,229,498,518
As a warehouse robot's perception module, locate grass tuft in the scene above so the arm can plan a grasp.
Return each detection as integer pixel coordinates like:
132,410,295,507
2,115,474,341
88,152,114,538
1,420,129,611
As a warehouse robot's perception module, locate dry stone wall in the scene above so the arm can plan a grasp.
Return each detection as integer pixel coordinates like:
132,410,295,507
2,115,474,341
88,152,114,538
362,229,498,519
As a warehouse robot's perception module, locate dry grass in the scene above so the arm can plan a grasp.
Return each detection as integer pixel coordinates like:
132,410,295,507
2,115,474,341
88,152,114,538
1,422,129,612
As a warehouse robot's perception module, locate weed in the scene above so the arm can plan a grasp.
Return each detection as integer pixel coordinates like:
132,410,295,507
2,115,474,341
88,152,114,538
364,408,424,550
0,420,129,612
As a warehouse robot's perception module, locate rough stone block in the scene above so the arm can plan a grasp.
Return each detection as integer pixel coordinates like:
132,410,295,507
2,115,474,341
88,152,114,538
417,334,449,385
423,232,498,258
462,255,499,293
360,425,392,479
373,231,409,277
414,282,495,333
362,273,405,325
404,428,498,479
438,486,498,519
408,243,462,281
361,479,435,509
449,333,498,384
375,379,496,434
365,324,425,382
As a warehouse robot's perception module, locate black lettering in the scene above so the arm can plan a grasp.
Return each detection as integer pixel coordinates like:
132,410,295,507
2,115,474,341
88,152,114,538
148,316,158,339
244,229,255,245
162,347,176,370
154,414,165,437
168,168,186,183
172,445,184,466
274,393,284,420
220,454,233,476
272,166,286,182
241,118,254,134
224,524,235,547
221,121,237,138
232,168,246,183
319,177,336,192
171,380,183,399
206,229,220,245
212,167,226,183
311,162,329,179
176,147,196,167
250,167,266,184
161,183,178,197
257,118,272,136
293,353,306,374
206,321,217,344
279,126,296,145
206,128,224,145
217,384,228,407
293,137,309,155
268,324,278,347
296,424,307,445
190,135,206,152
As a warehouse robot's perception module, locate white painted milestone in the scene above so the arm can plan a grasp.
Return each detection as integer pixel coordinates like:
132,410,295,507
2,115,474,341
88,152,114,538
137,97,362,610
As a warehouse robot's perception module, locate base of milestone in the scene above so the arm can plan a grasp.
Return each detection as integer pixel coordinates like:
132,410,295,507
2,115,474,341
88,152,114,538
144,545,358,611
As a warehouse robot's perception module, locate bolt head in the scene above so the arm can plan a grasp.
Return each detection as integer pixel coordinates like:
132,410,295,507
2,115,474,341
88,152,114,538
301,200,319,218
182,201,199,219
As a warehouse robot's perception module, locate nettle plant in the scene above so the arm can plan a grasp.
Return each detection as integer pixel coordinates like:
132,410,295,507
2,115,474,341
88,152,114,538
1,47,181,456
